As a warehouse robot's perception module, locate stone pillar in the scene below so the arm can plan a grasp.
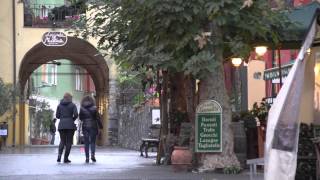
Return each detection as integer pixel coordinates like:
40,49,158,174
108,79,119,145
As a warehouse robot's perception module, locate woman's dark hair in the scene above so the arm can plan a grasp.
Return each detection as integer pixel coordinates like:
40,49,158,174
81,95,95,106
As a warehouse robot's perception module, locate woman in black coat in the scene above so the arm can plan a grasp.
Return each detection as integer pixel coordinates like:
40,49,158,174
56,92,78,163
79,95,103,163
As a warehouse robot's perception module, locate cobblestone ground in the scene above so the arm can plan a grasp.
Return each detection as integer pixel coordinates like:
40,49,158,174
0,146,263,180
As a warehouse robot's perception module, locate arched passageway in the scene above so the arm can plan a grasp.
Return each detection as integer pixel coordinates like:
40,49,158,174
18,37,109,145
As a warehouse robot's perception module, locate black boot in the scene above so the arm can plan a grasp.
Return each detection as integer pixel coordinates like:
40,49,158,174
64,159,71,163
57,154,61,162
91,154,96,162
64,156,71,163
85,157,89,163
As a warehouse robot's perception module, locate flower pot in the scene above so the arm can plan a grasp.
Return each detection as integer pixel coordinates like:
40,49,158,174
41,139,49,145
31,138,42,145
171,146,192,171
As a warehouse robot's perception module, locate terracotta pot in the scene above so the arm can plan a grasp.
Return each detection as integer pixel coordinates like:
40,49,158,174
41,139,49,145
31,138,42,145
171,146,192,171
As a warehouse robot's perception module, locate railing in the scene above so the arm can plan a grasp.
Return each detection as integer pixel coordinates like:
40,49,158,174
264,96,276,105
24,4,85,28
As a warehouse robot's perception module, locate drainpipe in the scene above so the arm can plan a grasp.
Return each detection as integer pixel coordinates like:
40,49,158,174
12,0,17,147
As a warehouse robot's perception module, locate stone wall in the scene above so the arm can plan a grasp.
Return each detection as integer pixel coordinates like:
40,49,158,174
118,104,155,150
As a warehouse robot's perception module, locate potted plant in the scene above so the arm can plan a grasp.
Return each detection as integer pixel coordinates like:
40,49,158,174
30,100,53,145
170,118,192,171
239,111,259,159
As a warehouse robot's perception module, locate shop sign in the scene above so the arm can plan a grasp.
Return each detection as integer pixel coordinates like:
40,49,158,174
263,63,293,80
42,32,68,47
195,100,222,152
0,123,8,137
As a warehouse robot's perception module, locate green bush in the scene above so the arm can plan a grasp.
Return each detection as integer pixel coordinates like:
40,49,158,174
223,166,241,174
0,79,15,117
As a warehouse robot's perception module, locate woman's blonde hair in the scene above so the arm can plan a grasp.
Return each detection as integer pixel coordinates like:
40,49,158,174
63,92,73,101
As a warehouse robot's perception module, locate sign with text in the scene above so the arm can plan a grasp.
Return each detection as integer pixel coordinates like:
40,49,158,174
195,100,222,152
42,32,68,47
0,123,8,137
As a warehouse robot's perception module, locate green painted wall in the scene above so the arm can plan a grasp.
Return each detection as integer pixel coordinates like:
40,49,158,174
30,0,64,6
31,59,86,103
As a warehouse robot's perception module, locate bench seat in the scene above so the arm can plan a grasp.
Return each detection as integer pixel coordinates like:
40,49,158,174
140,138,159,158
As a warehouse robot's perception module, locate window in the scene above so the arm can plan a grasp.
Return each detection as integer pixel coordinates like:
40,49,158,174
41,64,48,83
75,68,83,91
24,0,85,28
40,5,48,19
50,64,57,85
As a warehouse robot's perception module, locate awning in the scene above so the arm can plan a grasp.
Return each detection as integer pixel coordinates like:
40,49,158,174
263,62,294,80
262,2,320,49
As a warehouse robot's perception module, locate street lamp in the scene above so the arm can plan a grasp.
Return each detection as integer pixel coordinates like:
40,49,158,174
307,48,311,55
255,46,268,56
231,58,242,67
231,57,243,112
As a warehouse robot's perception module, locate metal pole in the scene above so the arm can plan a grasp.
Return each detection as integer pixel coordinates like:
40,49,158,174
277,48,283,88
12,0,17,147
235,67,241,112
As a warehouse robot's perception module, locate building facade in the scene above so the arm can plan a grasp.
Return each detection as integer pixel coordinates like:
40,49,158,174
0,0,116,146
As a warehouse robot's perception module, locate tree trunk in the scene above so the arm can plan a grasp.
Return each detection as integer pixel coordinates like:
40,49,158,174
156,70,168,164
184,75,198,167
197,23,239,171
169,72,188,135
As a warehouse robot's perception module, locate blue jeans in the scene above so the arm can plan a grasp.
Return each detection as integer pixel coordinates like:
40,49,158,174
83,127,98,158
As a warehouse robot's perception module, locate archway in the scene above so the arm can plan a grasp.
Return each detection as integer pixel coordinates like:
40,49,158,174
18,37,109,145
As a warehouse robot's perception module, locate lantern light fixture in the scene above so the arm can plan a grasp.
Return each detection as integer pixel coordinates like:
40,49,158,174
307,48,311,55
231,58,242,67
255,46,268,56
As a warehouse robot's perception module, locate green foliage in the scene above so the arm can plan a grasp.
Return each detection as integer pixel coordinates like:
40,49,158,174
183,51,217,78
223,165,241,174
233,110,257,129
133,92,145,105
116,65,157,106
117,66,142,88
296,123,317,180
32,100,54,138
251,99,270,124
0,78,15,117
71,0,296,78
232,98,271,129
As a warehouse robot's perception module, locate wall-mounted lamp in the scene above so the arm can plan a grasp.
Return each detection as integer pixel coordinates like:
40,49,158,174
255,46,268,56
231,58,242,67
307,48,311,55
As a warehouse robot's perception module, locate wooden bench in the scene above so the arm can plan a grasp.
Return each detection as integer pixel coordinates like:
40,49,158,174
139,138,159,158
247,158,264,180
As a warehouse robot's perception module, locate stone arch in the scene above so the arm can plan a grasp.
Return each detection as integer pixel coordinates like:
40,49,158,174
18,36,109,145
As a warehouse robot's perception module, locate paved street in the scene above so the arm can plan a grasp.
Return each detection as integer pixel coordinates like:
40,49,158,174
0,146,262,180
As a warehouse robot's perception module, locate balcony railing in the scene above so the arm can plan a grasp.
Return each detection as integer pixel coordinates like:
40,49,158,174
264,96,276,105
24,4,85,28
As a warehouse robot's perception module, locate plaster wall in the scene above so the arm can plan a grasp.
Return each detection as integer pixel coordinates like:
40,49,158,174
314,47,320,124
299,49,315,124
247,60,266,110
0,1,14,83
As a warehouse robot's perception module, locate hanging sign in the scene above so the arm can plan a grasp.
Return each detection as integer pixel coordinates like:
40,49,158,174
195,100,222,152
42,32,68,47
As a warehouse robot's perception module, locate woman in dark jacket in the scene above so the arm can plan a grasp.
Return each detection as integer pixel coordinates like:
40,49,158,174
79,95,103,163
56,92,78,163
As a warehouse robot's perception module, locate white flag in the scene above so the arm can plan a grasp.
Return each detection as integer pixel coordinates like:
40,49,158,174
264,20,317,180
